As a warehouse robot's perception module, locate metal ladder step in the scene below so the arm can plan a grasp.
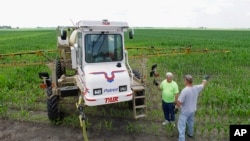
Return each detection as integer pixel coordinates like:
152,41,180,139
131,85,145,91
135,114,146,119
135,105,146,109
134,95,146,99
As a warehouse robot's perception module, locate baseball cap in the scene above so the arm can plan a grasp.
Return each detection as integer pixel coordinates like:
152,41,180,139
184,74,193,83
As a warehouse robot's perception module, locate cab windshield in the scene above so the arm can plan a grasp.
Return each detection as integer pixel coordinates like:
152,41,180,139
85,34,123,63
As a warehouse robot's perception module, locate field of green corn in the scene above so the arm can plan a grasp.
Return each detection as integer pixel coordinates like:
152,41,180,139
0,28,250,140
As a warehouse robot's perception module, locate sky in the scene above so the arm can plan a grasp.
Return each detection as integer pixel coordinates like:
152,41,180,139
1,0,250,28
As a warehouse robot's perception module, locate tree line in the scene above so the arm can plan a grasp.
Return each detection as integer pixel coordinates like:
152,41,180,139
0,25,15,29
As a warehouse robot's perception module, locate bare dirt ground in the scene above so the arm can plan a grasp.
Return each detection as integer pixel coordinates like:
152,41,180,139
0,101,227,141
0,118,177,141
0,94,225,141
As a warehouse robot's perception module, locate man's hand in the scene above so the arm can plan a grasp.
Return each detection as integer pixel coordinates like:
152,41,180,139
204,75,210,81
174,103,178,114
174,107,178,114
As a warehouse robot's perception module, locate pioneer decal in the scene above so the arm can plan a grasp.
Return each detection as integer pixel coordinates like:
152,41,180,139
104,88,119,93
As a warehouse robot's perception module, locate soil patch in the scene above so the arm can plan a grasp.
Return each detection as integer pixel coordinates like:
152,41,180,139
0,118,176,141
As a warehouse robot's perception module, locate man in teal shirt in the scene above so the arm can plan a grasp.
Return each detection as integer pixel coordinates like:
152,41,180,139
159,72,179,126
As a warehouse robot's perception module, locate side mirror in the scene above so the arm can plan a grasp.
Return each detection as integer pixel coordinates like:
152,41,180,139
61,30,67,40
129,28,134,39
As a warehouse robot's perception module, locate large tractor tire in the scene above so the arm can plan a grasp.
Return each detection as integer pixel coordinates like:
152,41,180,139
46,86,59,121
46,60,64,121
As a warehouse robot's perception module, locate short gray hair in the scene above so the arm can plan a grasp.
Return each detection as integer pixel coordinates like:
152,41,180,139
166,72,173,78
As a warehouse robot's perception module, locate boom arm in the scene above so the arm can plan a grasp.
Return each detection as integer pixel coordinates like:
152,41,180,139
0,46,230,67
126,46,230,58
0,50,57,67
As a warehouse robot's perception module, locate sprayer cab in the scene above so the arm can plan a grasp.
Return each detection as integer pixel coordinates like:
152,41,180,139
57,20,131,68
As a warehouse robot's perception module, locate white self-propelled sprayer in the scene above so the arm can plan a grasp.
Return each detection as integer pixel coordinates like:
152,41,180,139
38,19,147,141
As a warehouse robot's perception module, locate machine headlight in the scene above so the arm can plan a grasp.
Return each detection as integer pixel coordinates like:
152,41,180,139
93,88,102,95
119,85,127,92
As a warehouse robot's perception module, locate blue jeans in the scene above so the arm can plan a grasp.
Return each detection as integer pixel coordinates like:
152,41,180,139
178,111,195,141
162,100,175,122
